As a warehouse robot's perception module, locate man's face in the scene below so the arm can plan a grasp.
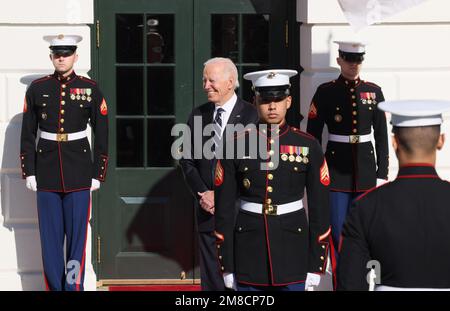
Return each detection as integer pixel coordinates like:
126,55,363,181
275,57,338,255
337,57,362,79
256,96,291,124
50,52,78,75
202,63,234,105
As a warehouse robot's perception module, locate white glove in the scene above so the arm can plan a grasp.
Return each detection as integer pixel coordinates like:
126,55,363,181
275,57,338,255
25,175,37,192
305,273,321,291
376,178,388,187
90,179,101,192
223,272,237,290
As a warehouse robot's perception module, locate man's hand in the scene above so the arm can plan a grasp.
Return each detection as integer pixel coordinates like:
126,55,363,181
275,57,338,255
376,178,388,187
223,272,237,290
198,191,214,214
25,175,37,191
91,179,101,192
305,273,321,291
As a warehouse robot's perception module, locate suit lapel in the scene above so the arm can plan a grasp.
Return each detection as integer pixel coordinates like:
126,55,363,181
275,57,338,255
226,98,243,126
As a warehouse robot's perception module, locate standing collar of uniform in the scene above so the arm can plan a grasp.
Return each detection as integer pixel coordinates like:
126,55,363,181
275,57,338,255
337,74,361,87
257,120,289,138
52,70,77,83
397,163,439,179
214,93,237,114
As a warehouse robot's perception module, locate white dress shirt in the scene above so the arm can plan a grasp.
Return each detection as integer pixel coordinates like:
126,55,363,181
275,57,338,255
213,93,237,137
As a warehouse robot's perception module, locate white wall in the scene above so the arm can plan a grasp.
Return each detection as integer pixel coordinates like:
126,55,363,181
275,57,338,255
297,0,450,290
0,0,95,290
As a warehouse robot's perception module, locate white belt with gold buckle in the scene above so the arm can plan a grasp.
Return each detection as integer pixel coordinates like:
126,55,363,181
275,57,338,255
240,199,303,216
328,133,372,144
40,130,87,142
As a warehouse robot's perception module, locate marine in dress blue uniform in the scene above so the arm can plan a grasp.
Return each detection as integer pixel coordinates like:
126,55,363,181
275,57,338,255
20,34,108,291
338,100,450,291
306,41,389,255
214,70,332,291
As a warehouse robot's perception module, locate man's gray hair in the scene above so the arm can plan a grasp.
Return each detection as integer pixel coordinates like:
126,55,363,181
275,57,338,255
204,57,240,89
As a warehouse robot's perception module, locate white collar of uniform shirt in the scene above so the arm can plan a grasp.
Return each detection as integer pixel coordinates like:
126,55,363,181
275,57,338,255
213,93,237,136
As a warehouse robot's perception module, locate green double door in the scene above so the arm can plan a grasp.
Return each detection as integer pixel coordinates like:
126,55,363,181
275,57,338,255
94,0,299,282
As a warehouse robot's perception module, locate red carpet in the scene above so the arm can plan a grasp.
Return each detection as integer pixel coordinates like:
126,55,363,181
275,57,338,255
109,285,201,291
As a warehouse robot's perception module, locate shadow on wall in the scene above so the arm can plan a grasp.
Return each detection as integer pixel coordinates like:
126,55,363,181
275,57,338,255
0,74,50,290
124,167,198,280
1,114,45,290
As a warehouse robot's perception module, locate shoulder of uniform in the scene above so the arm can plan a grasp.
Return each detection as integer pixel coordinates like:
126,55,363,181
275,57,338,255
31,75,53,85
78,75,98,85
361,80,382,89
354,182,391,203
290,126,316,141
317,80,336,89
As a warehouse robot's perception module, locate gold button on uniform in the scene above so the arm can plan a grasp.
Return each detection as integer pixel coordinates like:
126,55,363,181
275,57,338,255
268,162,274,168
62,84,66,89
269,150,274,156
61,92,66,96
61,101,65,105
353,120,357,124
61,110,65,115
266,198,272,204
294,167,298,171
321,256,325,260
298,228,302,232
60,119,64,124
353,111,357,116
268,174,274,180
352,129,357,133
60,128,64,132
352,103,357,107
350,88,355,92
270,139,275,144
267,186,273,193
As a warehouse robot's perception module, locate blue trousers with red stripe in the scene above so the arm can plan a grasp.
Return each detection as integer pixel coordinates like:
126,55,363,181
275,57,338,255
330,191,363,262
237,282,305,291
36,190,90,291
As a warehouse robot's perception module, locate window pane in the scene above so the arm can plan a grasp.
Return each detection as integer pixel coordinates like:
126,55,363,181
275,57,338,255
116,14,143,63
146,14,174,63
117,119,144,167
211,14,238,62
241,66,262,102
148,119,175,167
243,14,270,63
147,67,174,115
117,67,143,115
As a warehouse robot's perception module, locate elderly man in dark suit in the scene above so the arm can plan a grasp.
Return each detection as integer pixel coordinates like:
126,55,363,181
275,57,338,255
179,57,258,290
